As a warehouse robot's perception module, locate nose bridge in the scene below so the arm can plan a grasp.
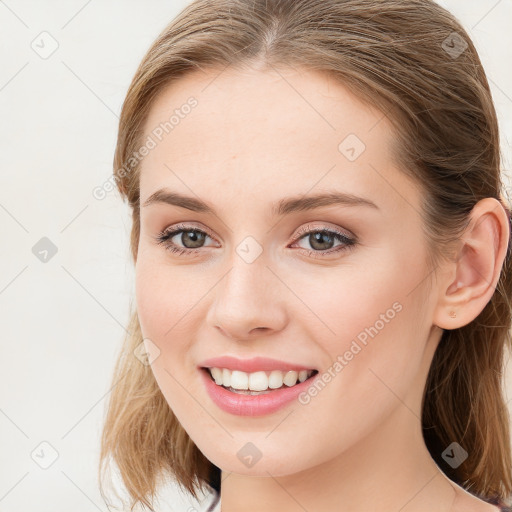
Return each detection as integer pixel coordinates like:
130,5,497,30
207,250,287,339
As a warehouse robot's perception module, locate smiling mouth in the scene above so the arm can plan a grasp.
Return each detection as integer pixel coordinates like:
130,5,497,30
201,367,319,394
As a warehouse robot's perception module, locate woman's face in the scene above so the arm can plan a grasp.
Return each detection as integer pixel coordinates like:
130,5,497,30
135,65,443,476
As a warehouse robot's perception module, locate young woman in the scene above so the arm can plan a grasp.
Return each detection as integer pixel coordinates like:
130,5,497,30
99,1,512,511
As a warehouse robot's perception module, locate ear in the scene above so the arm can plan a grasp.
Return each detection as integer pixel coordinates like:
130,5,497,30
433,197,511,330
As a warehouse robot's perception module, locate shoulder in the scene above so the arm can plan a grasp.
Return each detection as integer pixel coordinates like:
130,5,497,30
193,486,220,512
199,486,220,512
483,495,512,512
451,489,511,512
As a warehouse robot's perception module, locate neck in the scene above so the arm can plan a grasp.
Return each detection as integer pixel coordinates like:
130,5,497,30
219,399,457,512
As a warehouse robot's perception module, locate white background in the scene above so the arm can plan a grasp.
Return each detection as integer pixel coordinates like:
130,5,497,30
1,1,511,511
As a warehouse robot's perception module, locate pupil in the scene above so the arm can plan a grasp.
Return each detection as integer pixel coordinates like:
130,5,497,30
310,232,334,250
183,230,205,248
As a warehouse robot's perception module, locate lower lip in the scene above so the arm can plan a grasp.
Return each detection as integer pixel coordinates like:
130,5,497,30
199,368,318,416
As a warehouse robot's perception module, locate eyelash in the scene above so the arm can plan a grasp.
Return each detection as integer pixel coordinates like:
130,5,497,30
153,223,357,259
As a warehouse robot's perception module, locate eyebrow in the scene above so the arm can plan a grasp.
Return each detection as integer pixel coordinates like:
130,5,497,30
141,188,379,215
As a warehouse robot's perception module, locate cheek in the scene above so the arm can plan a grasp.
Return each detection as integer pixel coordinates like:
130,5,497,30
135,254,198,342
135,260,171,341
134,257,199,396
295,248,430,408
135,258,205,417
134,254,213,387
292,248,424,346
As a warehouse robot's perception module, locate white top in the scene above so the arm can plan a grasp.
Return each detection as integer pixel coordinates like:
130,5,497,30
201,488,221,512
139,481,220,512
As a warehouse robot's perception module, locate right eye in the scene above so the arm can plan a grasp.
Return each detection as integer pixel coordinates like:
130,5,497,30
154,224,218,256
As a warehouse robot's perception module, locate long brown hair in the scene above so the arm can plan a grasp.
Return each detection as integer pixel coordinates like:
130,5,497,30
99,0,512,509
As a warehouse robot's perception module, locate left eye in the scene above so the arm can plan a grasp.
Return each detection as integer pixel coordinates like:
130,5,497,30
154,224,356,257
292,228,355,253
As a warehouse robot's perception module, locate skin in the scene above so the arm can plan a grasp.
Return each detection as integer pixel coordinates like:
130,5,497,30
134,63,510,512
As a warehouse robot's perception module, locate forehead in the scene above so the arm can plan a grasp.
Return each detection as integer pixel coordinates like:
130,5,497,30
138,65,419,215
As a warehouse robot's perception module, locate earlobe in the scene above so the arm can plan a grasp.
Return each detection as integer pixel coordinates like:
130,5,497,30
433,197,510,330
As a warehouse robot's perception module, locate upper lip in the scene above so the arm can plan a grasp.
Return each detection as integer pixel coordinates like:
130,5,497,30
199,356,317,373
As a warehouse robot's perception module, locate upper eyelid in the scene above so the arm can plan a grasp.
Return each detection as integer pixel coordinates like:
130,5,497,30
161,222,355,244
162,223,217,241
294,223,354,239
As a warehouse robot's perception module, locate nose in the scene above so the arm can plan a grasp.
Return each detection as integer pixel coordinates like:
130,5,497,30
206,259,288,341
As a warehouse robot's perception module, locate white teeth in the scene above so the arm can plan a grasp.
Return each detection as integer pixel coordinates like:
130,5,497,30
298,370,308,382
249,371,268,391
206,367,315,392
210,367,223,385
222,368,231,387
268,370,285,389
230,370,249,390
283,370,298,386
